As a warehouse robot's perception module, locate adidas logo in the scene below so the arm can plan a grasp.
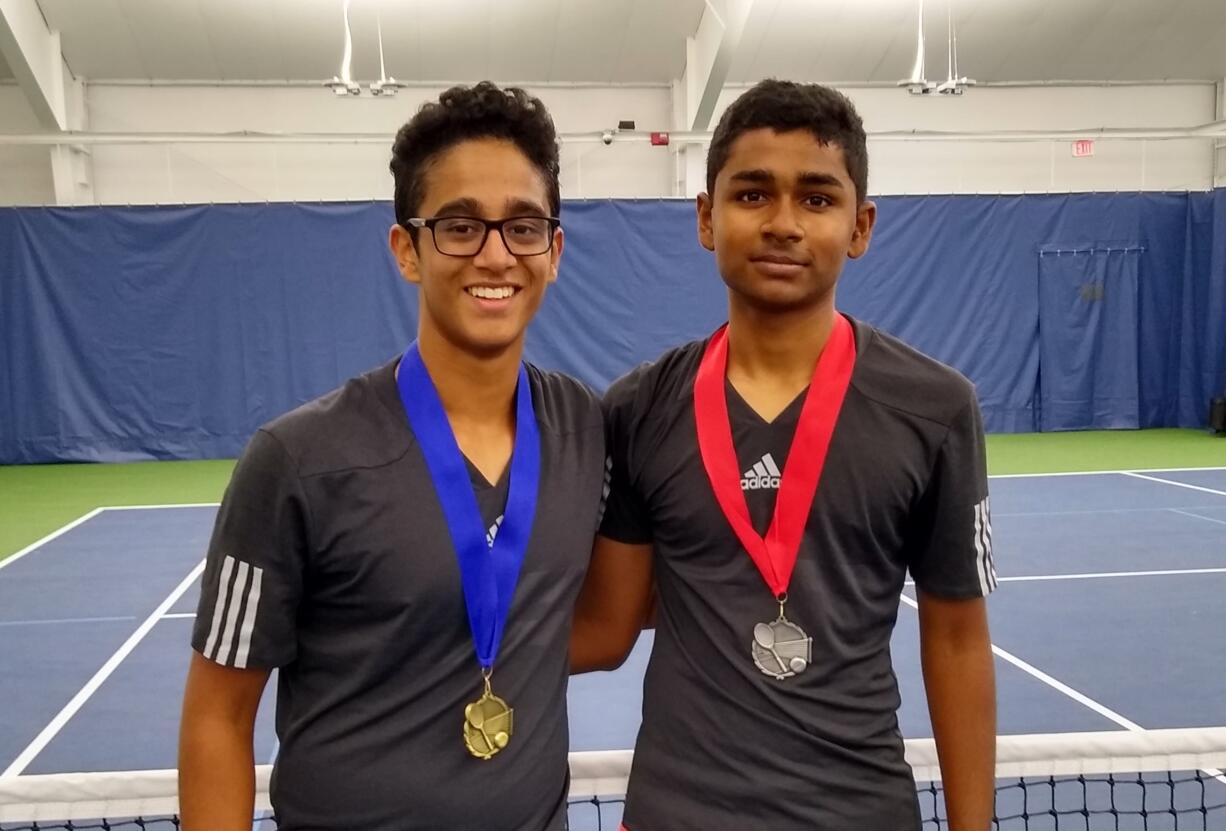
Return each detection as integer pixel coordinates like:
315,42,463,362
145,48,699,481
486,515,504,547
741,453,782,491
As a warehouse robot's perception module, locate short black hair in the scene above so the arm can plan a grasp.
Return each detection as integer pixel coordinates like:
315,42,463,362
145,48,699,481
390,81,561,230
706,80,868,203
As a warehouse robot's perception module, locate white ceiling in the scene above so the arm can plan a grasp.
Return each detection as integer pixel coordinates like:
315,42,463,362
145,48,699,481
28,0,1226,85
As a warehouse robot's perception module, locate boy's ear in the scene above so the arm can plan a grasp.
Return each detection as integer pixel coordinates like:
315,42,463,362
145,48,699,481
389,223,424,285
848,200,877,259
697,192,715,253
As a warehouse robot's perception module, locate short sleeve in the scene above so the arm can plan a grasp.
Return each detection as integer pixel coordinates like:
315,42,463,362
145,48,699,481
597,370,653,545
192,429,309,669
905,397,996,599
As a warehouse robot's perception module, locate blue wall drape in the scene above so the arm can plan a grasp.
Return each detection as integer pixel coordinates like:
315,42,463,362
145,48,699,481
1037,246,1142,431
2,193,1224,463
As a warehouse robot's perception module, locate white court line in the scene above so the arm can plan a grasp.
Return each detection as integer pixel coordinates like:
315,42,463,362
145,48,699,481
160,612,196,620
996,567,1226,583
1171,508,1226,527
0,559,207,779
899,594,1144,731
0,503,217,572
0,616,137,628
0,509,104,573
1123,471,1226,498
996,507,1187,517
899,596,1226,787
906,566,1226,587
991,466,1226,479
101,503,221,511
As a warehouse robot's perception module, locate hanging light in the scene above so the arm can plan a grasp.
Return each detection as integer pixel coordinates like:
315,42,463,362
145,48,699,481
935,0,976,95
898,0,936,95
368,11,404,96
325,0,362,96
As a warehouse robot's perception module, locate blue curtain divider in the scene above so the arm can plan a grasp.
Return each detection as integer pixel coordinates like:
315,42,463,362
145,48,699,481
2,193,1224,463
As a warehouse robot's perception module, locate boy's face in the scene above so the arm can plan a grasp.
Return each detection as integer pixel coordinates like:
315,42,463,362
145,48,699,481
389,137,562,357
698,128,875,315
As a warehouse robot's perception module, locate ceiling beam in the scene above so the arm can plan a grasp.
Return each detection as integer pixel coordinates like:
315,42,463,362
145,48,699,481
0,0,69,130
9,123,1226,147
682,0,755,131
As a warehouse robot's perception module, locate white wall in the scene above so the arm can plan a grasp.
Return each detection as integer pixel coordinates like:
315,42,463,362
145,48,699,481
83,84,675,205
1216,81,1226,189
716,84,1217,196
0,81,1218,206
0,85,54,204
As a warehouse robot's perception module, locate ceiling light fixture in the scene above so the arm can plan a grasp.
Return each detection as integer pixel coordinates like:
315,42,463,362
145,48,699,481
898,0,936,95
325,0,361,96
368,11,404,97
934,0,976,95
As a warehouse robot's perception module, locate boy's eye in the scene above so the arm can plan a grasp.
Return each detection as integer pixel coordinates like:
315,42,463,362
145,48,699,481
437,219,481,236
805,194,833,207
735,191,766,203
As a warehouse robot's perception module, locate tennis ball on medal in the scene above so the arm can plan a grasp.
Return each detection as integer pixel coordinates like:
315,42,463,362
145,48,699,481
789,657,807,673
494,732,509,748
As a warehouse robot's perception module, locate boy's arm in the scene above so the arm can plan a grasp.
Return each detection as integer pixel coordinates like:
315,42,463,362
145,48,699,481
907,391,997,830
570,535,653,673
918,590,996,831
574,365,657,672
181,428,306,828
178,654,271,831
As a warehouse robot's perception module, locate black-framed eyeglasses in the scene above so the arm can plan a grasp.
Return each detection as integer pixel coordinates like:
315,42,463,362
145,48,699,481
406,215,560,257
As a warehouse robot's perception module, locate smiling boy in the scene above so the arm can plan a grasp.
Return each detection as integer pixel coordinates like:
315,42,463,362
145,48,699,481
180,82,605,831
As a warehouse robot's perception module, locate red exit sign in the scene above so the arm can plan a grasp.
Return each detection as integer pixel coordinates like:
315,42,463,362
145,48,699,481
1072,139,1095,158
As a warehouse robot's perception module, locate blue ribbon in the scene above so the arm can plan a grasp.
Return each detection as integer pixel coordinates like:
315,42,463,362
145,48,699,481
397,343,541,671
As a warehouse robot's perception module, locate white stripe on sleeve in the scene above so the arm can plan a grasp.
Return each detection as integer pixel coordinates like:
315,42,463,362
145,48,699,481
232,564,264,669
203,555,236,660
215,560,251,665
973,502,990,596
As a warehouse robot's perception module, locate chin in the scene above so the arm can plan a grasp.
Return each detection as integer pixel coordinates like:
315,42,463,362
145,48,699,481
459,329,523,358
731,285,821,314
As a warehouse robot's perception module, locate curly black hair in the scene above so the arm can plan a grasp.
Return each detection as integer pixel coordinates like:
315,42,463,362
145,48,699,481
390,82,561,232
706,80,868,204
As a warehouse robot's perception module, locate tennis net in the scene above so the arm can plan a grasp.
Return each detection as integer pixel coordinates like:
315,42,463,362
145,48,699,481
2,728,1225,829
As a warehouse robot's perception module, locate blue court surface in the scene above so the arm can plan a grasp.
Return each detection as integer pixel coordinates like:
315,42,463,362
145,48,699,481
2,468,1225,826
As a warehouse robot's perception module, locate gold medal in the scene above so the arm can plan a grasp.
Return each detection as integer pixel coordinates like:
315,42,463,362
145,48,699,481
463,672,513,760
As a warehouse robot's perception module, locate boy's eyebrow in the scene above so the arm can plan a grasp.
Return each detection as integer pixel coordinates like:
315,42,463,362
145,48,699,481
431,197,483,217
727,170,846,190
504,197,550,217
427,197,550,218
728,169,774,184
797,172,845,190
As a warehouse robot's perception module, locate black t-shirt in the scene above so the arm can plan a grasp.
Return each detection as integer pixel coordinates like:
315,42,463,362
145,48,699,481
601,315,995,831
192,358,606,831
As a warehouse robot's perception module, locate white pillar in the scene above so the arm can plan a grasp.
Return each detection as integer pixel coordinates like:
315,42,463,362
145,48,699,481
1215,80,1225,189
49,73,92,205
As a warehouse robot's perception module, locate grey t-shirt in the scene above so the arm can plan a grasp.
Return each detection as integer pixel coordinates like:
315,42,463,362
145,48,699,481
192,358,606,831
601,315,995,831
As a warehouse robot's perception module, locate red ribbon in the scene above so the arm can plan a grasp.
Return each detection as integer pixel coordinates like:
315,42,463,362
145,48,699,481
693,314,856,597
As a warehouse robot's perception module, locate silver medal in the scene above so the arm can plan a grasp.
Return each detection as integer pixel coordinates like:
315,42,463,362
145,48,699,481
752,615,812,680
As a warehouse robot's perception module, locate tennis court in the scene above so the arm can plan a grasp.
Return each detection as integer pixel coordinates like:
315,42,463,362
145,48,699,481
2,458,1225,828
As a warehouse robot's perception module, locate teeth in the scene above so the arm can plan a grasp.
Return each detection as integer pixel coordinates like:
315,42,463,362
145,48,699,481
467,286,516,300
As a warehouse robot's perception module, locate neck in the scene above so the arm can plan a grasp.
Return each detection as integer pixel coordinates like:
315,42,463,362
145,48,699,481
725,295,837,390
413,325,522,428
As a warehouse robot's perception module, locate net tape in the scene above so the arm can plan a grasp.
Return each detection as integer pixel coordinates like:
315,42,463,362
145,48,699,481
2,728,1224,826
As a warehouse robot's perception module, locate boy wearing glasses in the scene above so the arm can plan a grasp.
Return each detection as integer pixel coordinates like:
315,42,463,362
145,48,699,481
179,82,606,831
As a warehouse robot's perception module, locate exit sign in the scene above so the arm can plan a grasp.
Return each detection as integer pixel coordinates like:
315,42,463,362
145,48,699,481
1072,139,1095,157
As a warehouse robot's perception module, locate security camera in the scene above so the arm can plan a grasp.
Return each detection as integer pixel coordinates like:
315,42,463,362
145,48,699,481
601,130,614,146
